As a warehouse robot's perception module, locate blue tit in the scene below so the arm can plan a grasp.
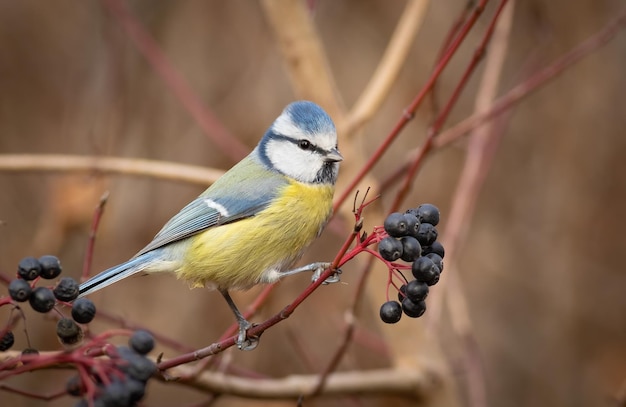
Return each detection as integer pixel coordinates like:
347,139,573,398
78,100,342,350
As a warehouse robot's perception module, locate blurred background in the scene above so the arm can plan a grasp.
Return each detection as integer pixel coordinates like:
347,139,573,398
0,1,625,406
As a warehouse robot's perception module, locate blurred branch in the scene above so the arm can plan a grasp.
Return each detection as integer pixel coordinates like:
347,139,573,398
101,0,249,161
261,0,345,120
390,0,504,212
434,6,626,148
382,4,626,191
0,383,66,401
335,0,488,210
343,0,430,137
0,346,438,400
429,0,475,116
311,256,376,396
0,154,223,186
169,365,439,400
429,4,516,407
82,192,109,281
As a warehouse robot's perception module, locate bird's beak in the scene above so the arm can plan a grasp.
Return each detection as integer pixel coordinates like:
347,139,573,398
325,148,343,163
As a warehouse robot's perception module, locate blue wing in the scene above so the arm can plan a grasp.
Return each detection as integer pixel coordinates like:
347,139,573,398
134,156,287,257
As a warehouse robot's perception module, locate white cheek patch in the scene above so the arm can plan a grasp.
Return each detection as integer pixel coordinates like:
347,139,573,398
265,139,322,183
204,199,230,218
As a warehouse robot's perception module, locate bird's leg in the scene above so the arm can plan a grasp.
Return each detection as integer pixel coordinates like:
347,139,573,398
219,289,259,351
280,262,342,284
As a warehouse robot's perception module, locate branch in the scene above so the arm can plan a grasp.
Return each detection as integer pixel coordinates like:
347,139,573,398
343,0,431,137
428,4,516,407
260,0,344,120
0,346,439,400
169,365,439,400
0,154,223,186
434,6,626,148
335,0,488,210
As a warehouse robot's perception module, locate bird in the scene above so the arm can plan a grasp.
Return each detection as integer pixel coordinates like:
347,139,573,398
78,101,342,350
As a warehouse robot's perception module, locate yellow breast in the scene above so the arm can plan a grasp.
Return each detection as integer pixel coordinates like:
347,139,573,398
178,180,334,290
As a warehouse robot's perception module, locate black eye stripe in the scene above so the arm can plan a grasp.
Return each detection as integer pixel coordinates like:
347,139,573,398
271,133,329,156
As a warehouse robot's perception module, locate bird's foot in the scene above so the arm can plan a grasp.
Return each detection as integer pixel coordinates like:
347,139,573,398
281,262,341,284
236,320,260,351
310,262,342,284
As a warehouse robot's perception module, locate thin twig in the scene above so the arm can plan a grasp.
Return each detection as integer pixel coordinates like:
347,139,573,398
311,256,375,396
95,309,195,354
82,192,109,281
381,5,626,190
0,383,67,401
434,7,626,148
391,0,506,212
429,0,475,115
334,0,488,211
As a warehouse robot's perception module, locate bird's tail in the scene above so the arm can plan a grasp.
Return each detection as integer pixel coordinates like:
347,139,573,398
78,252,158,298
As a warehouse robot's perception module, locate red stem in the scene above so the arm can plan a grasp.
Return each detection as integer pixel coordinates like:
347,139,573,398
82,193,108,281
390,0,506,212
334,0,489,212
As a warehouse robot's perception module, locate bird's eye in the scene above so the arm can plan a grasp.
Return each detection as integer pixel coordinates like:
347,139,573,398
298,140,311,150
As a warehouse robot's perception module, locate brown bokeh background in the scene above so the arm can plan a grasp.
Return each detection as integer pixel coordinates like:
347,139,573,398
1,1,625,406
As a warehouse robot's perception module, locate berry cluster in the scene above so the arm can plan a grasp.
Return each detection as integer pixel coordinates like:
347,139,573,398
377,204,444,324
69,330,157,407
3,255,97,350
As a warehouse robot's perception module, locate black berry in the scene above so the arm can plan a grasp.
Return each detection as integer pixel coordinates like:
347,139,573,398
401,297,426,318
71,298,96,324
411,203,440,226
29,287,56,313
129,330,155,355
400,236,422,262
398,284,407,302
412,257,441,286
54,277,80,302
125,378,147,403
415,223,438,246
8,278,32,302
384,212,409,237
403,213,420,237
116,346,157,382
378,236,403,262
66,375,85,397
57,318,83,345
99,380,131,407
379,301,402,324
422,241,445,258
426,253,444,272
39,255,62,279
405,280,429,302
0,331,15,351
17,256,41,281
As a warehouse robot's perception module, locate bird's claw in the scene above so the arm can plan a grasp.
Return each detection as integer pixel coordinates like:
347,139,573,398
311,263,342,284
236,321,260,351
